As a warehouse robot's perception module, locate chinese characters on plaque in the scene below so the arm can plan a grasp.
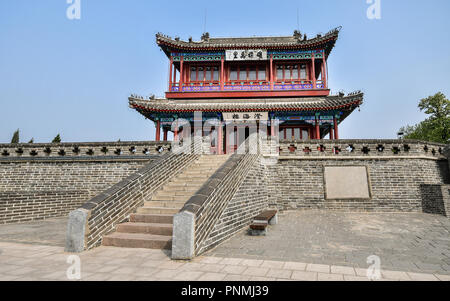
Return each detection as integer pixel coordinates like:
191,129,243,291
225,49,268,61
223,112,269,123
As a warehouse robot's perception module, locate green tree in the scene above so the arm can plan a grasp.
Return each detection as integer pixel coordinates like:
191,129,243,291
399,92,450,143
28,138,34,144
52,134,61,144
11,129,20,144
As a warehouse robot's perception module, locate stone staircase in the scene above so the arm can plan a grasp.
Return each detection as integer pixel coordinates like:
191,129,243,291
102,155,230,250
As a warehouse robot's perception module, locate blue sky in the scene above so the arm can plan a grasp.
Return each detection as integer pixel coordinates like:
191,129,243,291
0,0,449,143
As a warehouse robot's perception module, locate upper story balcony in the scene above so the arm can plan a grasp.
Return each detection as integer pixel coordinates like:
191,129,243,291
167,59,329,99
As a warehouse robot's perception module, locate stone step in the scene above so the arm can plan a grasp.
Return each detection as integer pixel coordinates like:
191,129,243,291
102,232,172,250
189,165,224,169
130,213,173,224
137,207,180,215
182,171,215,176
151,195,190,202
178,172,212,177
116,222,173,236
161,185,199,192
144,201,186,208
153,190,195,198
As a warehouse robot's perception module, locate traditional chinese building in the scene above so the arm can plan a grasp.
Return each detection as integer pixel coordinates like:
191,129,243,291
129,27,364,154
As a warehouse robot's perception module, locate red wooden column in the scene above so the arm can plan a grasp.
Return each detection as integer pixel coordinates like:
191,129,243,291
312,53,316,89
155,120,161,142
220,55,225,91
329,125,334,140
322,54,327,89
168,56,173,91
163,128,168,141
269,54,274,90
179,57,184,91
334,117,339,140
315,116,320,140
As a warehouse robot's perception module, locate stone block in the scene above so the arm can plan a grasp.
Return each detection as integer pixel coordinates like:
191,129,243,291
65,208,89,253
172,211,195,260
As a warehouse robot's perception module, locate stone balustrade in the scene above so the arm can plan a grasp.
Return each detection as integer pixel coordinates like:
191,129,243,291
0,141,172,160
276,139,447,159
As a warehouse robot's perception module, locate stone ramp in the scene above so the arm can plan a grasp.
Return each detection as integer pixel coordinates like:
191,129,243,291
102,155,230,250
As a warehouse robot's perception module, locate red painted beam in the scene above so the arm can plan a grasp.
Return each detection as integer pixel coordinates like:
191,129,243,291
165,89,330,99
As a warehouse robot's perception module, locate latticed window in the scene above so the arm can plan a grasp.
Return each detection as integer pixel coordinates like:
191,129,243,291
189,65,220,82
276,64,308,81
300,64,307,79
229,65,266,81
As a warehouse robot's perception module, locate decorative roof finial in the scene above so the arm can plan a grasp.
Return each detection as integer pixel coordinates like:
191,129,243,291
201,32,210,41
293,30,302,39
188,37,193,43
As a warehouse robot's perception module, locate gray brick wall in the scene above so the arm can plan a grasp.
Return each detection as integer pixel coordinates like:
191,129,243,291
267,158,449,212
0,141,171,225
0,160,149,225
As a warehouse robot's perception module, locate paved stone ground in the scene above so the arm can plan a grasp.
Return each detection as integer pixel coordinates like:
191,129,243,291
0,217,67,247
1,242,449,281
207,211,450,275
1,211,449,281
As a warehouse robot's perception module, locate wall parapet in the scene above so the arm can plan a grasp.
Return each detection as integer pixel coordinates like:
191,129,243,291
0,141,171,160
65,140,200,253
276,139,447,159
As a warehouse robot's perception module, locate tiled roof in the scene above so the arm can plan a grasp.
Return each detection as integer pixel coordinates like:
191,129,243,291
156,27,341,54
129,93,363,113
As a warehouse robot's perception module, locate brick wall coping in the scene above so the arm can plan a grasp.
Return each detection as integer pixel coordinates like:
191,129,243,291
0,140,168,147
277,140,448,159
278,139,447,146
0,155,159,163
274,156,445,161
0,141,171,158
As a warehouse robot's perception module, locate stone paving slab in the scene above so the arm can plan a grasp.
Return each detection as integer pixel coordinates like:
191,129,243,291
0,217,67,247
206,211,450,275
0,242,448,281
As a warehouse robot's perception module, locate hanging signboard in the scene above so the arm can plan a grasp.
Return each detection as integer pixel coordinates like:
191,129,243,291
223,112,269,123
225,49,268,61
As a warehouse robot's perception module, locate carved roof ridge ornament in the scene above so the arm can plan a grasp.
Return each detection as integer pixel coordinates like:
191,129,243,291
155,27,342,51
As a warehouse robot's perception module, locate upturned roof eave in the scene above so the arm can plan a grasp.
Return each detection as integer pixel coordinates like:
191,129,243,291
156,27,341,59
128,93,363,114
